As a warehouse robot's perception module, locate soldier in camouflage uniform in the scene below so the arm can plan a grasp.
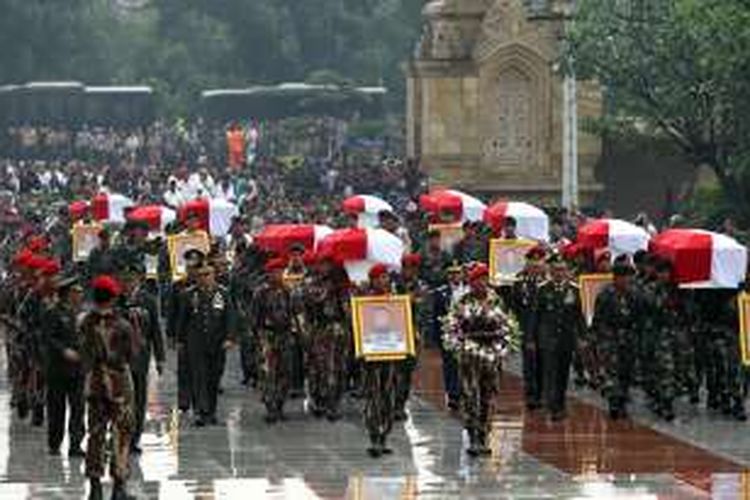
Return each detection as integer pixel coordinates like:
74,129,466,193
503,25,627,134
443,263,519,456
533,254,585,421
419,229,451,348
392,253,426,421
284,243,309,398
592,262,642,419
359,264,401,458
510,246,547,410
80,275,136,500
229,244,265,387
454,221,488,265
702,289,747,420
302,256,350,421
252,258,301,423
118,263,165,451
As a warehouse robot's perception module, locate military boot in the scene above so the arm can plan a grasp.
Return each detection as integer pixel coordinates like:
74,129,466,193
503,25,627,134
88,478,103,500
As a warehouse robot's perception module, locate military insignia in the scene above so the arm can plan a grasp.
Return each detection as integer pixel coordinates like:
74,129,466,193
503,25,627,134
212,292,225,311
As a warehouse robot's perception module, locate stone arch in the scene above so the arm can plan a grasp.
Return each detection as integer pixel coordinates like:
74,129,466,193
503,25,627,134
478,42,552,175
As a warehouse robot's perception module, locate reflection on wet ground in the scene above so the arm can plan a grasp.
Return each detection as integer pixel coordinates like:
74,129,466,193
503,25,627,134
0,347,745,498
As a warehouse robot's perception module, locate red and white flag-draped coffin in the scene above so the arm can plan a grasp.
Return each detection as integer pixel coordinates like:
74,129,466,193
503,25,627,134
178,198,240,238
577,219,650,257
254,224,333,256
318,228,405,283
649,229,748,288
126,205,176,232
342,195,394,228
483,201,549,241
91,193,134,224
419,189,487,223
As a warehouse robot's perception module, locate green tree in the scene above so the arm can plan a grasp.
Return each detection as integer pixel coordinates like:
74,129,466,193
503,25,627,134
571,0,750,221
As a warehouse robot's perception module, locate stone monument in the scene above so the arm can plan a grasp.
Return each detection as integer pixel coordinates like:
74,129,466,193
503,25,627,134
406,0,603,204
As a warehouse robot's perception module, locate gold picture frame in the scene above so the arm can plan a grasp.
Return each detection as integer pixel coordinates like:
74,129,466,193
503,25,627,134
71,223,103,262
167,231,210,281
738,292,750,366
351,295,416,362
488,238,537,286
579,273,614,327
428,223,464,253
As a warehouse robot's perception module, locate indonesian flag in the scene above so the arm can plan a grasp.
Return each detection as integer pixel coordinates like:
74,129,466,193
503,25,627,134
126,205,176,232
68,200,89,221
577,219,650,257
419,189,487,223
178,198,240,238
91,193,134,224
254,224,333,256
649,229,748,288
318,228,405,283
483,201,549,241
342,195,394,228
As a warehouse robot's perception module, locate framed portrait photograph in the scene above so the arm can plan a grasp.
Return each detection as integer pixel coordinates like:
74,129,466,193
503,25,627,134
167,231,210,281
428,223,464,253
488,239,538,285
738,292,750,366
71,223,102,262
579,273,614,326
351,295,416,362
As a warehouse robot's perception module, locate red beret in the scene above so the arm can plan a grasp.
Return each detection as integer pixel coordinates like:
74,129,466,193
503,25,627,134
40,259,61,276
302,250,317,266
264,258,287,273
468,262,489,282
526,245,546,261
91,275,122,297
402,253,422,268
26,255,47,271
368,263,390,280
561,242,583,260
26,236,49,253
12,249,34,268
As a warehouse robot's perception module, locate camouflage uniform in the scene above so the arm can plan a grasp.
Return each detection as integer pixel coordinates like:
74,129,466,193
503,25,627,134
121,282,164,447
393,275,426,420
592,285,643,418
17,290,48,425
702,290,746,419
79,307,136,483
302,274,349,419
445,289,515,454
252,282,301,421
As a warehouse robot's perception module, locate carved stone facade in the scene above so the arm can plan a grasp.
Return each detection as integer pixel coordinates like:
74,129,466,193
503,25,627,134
406,0,603,204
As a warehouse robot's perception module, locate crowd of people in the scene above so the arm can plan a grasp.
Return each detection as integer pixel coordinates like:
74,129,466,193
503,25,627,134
0,120,748,500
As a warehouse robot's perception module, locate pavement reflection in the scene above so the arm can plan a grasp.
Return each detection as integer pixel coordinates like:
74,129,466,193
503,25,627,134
0,348,742,498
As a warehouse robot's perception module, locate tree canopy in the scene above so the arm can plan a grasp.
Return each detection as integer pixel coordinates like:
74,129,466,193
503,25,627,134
570,0,750,222
0,0,422,114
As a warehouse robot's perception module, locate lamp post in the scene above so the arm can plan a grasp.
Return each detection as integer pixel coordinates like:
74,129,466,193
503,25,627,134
555,1,578,210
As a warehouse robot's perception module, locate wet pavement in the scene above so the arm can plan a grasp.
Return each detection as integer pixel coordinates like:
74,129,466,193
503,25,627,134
0,346,747,499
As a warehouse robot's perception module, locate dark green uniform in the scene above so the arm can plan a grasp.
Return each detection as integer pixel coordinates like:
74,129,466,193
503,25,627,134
44,298,85,453
393,275,426,420
533,280,585,419
511,270,543,408
176,283,234,424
